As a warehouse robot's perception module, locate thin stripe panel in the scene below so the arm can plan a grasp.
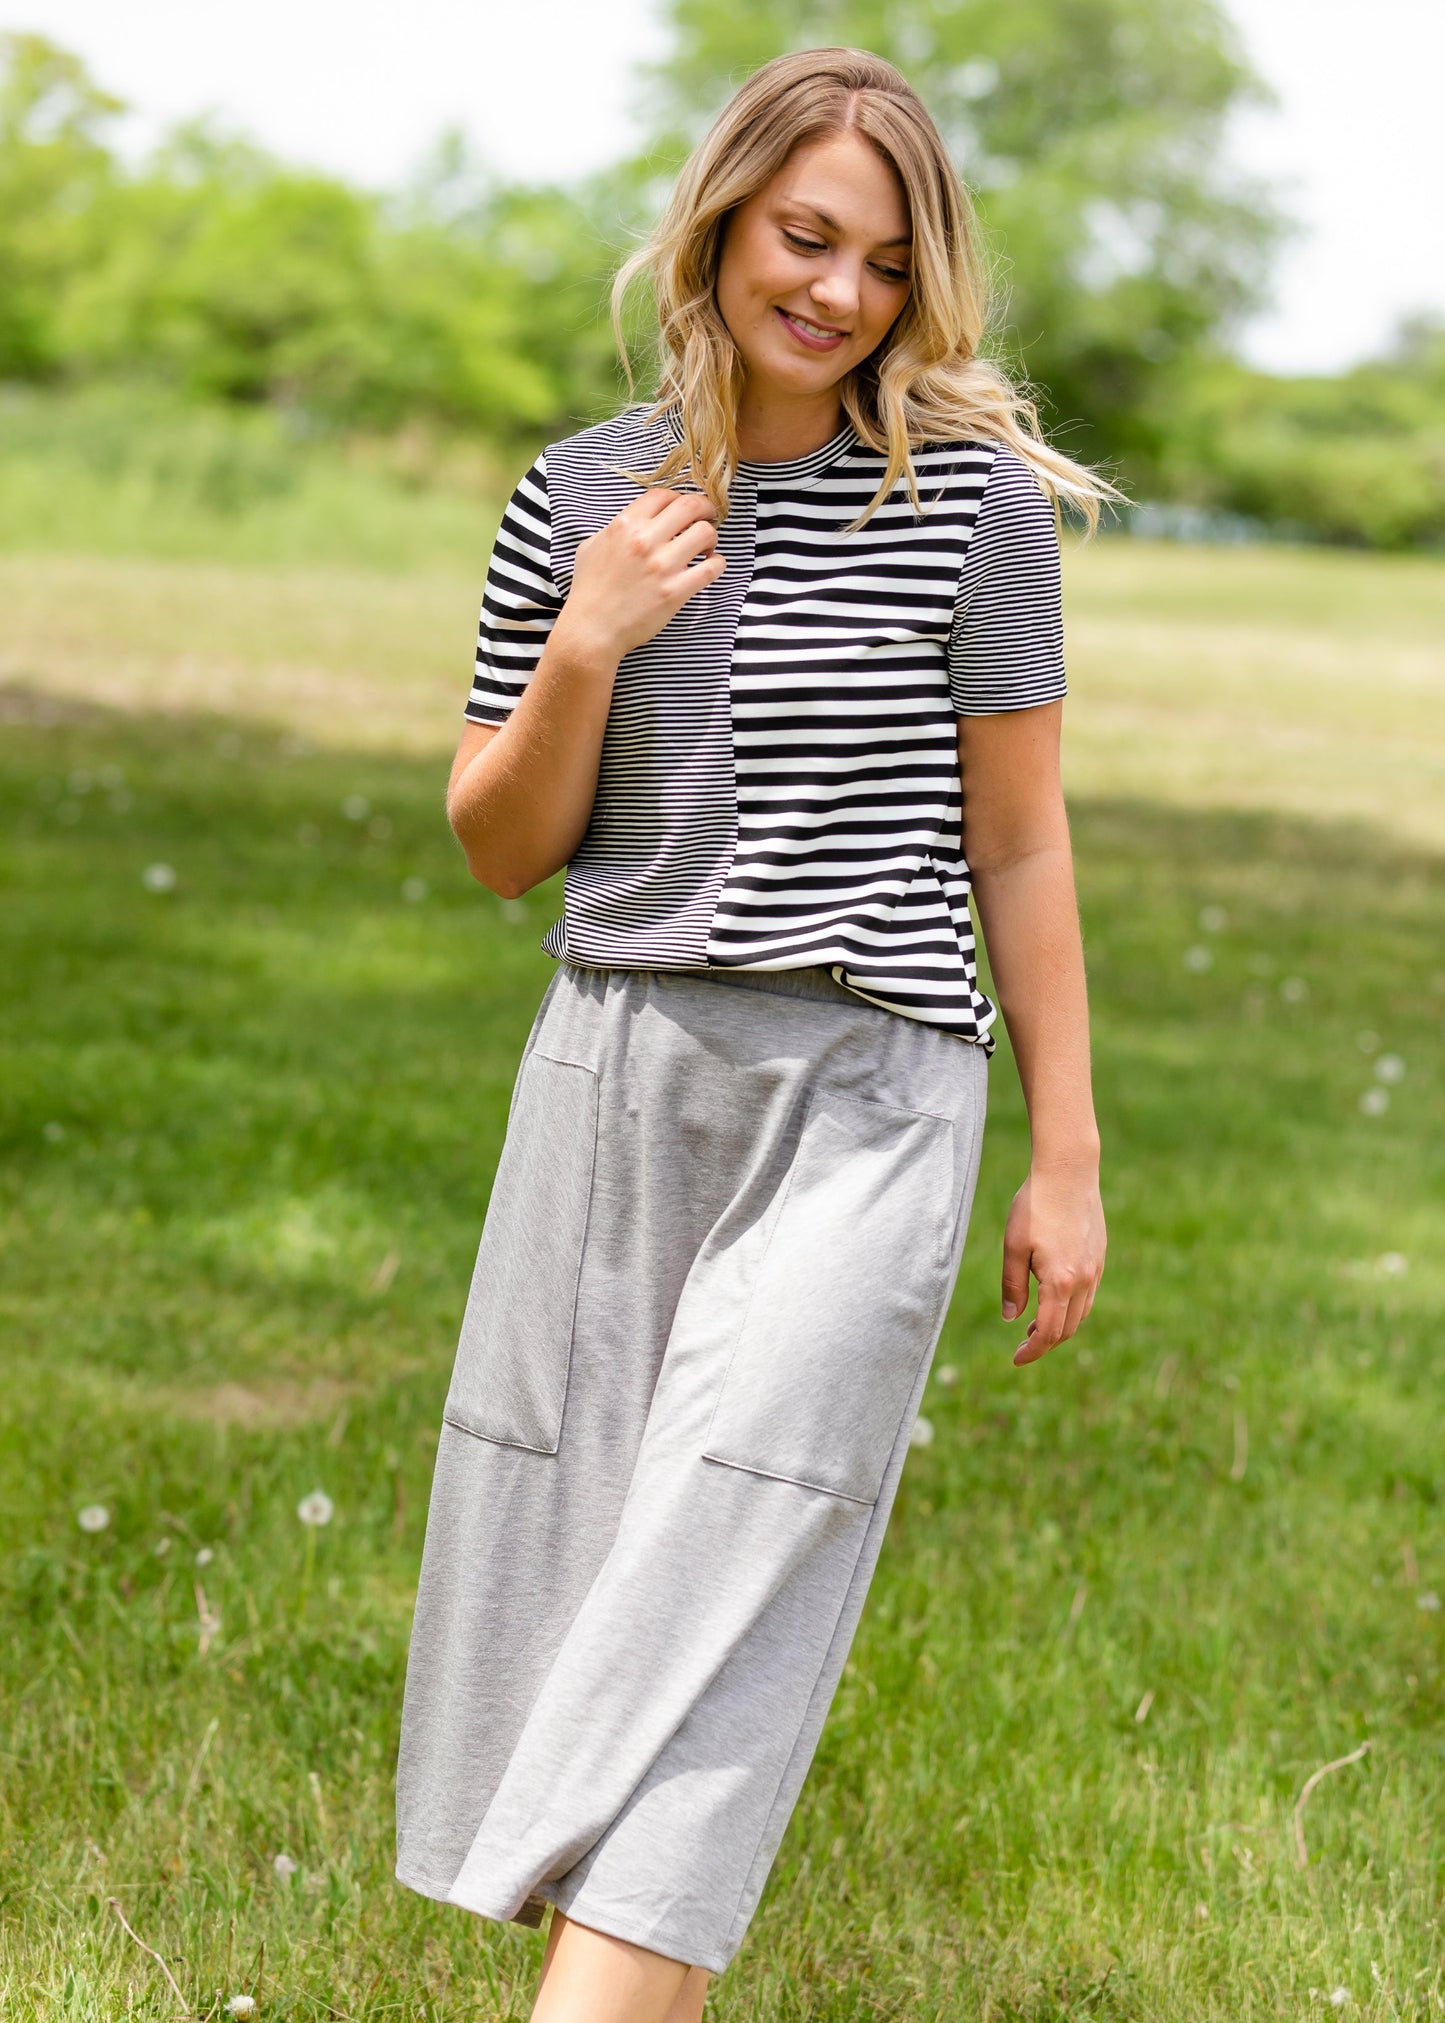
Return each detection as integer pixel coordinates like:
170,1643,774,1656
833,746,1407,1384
464,407,1067,1048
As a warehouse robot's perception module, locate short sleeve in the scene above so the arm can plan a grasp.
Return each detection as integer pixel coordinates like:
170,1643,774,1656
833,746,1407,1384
465,453,564,725
947,445,1067,715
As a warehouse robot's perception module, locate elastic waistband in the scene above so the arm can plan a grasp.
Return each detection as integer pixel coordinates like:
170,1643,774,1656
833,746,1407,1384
557,956,870,1014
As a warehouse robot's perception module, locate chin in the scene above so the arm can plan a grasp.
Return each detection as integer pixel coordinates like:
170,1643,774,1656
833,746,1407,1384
756,349,848,394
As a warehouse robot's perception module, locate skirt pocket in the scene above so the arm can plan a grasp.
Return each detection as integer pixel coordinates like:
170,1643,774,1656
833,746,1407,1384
701,1087,955,1505
443,1051,599,1454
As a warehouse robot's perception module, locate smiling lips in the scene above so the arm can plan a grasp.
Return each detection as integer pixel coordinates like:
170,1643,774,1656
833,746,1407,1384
775,307,848,353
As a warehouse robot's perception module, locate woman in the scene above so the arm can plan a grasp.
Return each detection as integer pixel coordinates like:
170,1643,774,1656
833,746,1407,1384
395,46,1114,2023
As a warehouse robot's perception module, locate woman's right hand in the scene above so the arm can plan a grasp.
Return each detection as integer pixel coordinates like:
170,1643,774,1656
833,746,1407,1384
554,488,726,664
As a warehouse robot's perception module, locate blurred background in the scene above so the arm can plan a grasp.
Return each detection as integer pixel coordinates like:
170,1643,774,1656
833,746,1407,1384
2,4,1442,2020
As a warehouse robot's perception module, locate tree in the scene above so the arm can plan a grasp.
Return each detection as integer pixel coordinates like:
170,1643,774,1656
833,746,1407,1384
635,0,1294,483
0,33,123,378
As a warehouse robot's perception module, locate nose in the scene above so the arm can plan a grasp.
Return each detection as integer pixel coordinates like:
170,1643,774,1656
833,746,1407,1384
810,259,861,326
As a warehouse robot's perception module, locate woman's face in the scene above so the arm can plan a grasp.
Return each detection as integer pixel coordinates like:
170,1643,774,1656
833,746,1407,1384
715,131,913,407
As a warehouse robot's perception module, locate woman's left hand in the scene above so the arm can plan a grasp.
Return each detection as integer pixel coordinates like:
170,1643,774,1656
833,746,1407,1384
1001,1164,1106,1366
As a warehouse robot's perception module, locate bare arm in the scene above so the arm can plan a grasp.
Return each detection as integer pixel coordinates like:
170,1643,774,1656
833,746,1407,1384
958,700,1105,1364
449,487,725,898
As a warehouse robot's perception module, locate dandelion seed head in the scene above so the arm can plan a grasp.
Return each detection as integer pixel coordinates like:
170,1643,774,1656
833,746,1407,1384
935,1364,958,1388
142,862,177,893
1359,1087,1390,1117
273,1851,299,1878
1376,1252,1408,1278
909,1415,935,1448
155,1537,171,1557
68,769,93,795
77,1504,110,1533
297,1490,334,1527
1182,944,1213,973
226,1996,256,2017
401,876,429,904
1198,905,1227,933
1280,976,1309,1004
1418,1592,1441,1612
342,794,370,822
1375,1053,1405,1084
195,1546,214,1566
1328,1989,1351,2009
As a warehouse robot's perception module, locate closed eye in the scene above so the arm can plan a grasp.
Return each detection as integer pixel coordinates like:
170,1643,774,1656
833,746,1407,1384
783,230,827,256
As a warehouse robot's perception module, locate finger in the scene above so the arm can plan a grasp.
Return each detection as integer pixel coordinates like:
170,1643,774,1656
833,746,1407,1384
670,551,728,600
647,490,719,540
666,518,721,566
1014,1288,1069,1366
1059,1283,1091,1344
626,486,683,519
1000,1231,1031,1322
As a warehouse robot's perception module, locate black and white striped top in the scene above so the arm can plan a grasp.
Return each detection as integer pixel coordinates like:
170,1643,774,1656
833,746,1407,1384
466,405,1067,1049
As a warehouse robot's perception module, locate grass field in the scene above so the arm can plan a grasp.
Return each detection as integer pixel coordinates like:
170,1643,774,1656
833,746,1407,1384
2,529,1443,2020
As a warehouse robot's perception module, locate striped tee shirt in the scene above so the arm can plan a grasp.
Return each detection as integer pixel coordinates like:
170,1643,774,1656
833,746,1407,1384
466,404,1067,1049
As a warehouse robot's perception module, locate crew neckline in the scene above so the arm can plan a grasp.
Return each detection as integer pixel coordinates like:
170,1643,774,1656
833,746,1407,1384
656,405,858,488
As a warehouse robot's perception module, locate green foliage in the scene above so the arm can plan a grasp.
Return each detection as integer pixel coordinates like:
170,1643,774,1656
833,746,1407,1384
0,33,123,379
1152,315,1445,549
0,34,631,440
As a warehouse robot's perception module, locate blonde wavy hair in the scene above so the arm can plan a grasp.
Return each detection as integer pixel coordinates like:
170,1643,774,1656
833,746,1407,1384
612,46,1126,535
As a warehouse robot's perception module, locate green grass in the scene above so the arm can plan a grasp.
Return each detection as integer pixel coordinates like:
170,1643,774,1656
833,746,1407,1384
0,387,505,572
2,680,1443,2018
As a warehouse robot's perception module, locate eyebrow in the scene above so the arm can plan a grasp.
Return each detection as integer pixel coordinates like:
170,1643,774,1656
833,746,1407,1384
787,202,912,249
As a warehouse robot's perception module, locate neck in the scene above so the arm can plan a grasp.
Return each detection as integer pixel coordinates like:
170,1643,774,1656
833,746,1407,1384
734,382,846,464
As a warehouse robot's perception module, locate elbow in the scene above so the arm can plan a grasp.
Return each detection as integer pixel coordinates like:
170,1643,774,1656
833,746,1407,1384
462,851,533,901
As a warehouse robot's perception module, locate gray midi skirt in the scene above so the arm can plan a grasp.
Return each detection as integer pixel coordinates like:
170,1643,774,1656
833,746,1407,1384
394,958,988,1973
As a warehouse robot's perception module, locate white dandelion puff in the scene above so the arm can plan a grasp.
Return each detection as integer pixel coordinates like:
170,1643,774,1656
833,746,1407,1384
341,794,370,821
401,876,429,904
1279,976,1309,1004
1418,1593,1441,1612
1376,1252,1408,1278
1374,1053,1405,1084
1328,1990,1351,2009
1182,944,1213,973
297,1490,334,1527
935,1364,959,1389
77,1504,110,1533
273,1851,299,1878
1359,1088,1390,1117
226,1996,256,2017
142,863,177,893
1198,905,1227,933
155,1537,171,1558
909,1415,935,1448
195,1546,214,1567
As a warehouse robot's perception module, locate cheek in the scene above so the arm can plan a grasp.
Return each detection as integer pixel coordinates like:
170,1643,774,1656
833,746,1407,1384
857,285,909,353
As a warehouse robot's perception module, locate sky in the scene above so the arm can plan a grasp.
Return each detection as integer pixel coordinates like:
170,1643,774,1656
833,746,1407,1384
5,0,1441,376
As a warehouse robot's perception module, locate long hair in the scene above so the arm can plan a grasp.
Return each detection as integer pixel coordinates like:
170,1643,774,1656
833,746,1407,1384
611,47,1126,534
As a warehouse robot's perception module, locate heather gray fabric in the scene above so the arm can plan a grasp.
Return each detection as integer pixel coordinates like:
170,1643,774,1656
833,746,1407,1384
394,958,988,1974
